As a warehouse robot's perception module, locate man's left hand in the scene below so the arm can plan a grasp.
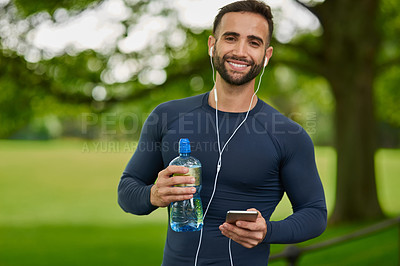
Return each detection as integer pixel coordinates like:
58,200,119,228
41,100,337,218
219,208,267,248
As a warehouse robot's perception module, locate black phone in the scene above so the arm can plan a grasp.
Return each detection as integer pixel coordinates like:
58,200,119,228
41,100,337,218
225,210,258,224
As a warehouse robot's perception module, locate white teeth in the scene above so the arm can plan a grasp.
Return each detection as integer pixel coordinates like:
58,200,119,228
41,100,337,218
229,62,247,68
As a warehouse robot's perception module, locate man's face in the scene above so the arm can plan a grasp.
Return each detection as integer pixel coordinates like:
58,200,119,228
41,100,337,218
211,12,272,86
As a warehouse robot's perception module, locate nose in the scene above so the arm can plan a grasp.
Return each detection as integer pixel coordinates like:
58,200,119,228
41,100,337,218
232,40,247,57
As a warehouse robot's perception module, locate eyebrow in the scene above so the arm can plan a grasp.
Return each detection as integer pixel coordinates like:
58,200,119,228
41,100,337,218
222,31,264,45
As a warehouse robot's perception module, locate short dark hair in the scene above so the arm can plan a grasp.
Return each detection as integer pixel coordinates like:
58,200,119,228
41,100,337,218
213,0,274,44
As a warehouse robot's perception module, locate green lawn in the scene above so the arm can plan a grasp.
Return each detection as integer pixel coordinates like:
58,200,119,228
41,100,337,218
0,140,398,265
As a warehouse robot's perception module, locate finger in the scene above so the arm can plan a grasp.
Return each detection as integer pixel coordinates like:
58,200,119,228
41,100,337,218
229,223,253,237
220,223,250,239
169,175,196,186
222,218,263,235
163,193,194,203
234,221,267,246
163,186,196,196
247,208,262,218
221,223,263,242
236,219,263,231
238,208,265,230
160,165,188,177
156,186,195,206
157,186,195,199
229,234,259,249
219,224,259,248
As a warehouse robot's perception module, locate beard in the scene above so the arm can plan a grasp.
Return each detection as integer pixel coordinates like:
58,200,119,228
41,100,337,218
213,50,264,86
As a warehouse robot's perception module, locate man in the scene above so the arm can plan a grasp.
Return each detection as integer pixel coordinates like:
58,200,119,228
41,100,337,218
118,1,327,265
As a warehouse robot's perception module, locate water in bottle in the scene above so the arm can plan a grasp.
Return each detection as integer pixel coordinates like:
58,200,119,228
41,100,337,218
169,138,203,232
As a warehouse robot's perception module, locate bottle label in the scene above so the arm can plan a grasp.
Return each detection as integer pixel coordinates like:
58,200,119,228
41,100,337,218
173,167,201,187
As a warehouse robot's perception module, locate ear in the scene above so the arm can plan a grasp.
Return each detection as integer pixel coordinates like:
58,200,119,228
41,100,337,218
263,46,274,67
208,35,216,57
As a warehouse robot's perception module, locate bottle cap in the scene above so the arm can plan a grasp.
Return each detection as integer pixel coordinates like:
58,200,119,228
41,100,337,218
179,138,191,154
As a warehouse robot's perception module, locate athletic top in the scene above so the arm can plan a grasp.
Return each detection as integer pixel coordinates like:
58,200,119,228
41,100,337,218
118,92,327,265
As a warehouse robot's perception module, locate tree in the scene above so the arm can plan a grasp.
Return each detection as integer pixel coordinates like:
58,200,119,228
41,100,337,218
2,0,399,222
319,0,383,223
279,0,399,223
1,0,215,139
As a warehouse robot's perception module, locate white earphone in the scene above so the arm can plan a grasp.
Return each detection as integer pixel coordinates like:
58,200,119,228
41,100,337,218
263,57,268,67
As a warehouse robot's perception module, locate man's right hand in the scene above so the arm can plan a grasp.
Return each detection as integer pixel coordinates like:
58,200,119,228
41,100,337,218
150,165,196,207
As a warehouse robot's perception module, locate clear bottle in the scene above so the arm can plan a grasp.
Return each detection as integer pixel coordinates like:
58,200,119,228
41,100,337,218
169,138,203,232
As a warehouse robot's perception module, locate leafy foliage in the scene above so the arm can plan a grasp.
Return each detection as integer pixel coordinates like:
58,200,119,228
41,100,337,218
13,0,101,17
0,0,398,146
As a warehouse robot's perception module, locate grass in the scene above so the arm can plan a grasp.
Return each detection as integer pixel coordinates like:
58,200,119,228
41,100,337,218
269,224,398,266
0,140,398,265
0,224,168,266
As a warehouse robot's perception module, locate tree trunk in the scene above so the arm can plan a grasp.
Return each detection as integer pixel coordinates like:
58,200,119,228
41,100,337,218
317,0,385,223
329,70,384,223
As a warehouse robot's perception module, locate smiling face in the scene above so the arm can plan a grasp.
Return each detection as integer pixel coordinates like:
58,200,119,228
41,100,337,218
210,12,273,86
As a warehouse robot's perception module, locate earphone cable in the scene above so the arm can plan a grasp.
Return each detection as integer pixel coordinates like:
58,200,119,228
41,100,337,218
229,238,233,266
194,55,266,266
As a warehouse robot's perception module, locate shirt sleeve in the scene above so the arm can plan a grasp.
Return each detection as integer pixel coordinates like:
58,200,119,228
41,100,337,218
117,107,165,215
264,127,327,244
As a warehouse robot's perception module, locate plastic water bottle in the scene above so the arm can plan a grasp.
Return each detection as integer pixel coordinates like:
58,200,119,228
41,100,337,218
169,138,203,232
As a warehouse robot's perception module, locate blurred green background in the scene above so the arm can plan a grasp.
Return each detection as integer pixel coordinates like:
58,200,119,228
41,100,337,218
0,0,399,265
0,142,398,265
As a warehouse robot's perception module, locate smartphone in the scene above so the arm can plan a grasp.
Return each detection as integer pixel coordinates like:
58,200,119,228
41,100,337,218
225,210,258,224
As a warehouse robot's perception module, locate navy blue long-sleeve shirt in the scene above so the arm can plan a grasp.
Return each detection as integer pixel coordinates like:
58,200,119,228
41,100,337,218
118,92,327,265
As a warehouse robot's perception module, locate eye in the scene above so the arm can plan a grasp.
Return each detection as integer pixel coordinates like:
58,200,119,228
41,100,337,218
250,41,261,47
225,36,236,42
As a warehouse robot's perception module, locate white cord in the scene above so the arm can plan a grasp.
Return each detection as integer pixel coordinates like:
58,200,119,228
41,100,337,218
229,238,233,265
210,52,216,85
194,57,266,266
